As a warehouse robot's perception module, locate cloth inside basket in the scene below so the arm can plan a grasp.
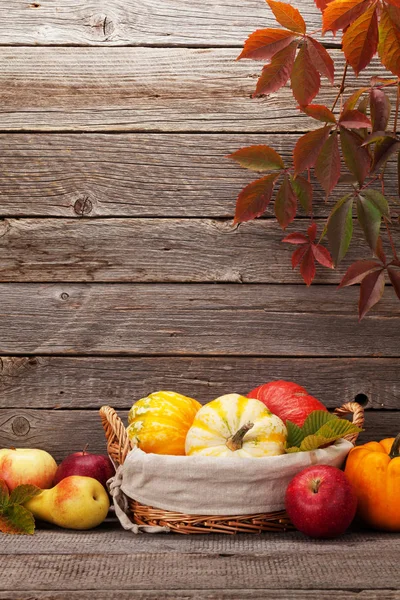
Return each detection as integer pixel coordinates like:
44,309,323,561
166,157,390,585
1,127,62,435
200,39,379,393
108,439,353,533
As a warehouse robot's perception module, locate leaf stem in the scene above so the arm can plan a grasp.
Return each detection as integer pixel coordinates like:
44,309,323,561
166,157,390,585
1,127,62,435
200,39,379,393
331,62,348,112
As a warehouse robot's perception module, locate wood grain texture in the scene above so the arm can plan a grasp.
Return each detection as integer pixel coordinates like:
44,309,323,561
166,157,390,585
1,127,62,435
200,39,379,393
2,593,400,600
0,536,399,590
0,408,397,459
1,217,395,284
4,133,393,218
0,49,392,132
0,284,399,356
0,0,334,47
0,356,397,410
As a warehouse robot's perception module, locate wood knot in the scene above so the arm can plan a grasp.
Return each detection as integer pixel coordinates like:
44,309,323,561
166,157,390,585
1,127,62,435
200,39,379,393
12,416,30,437
60,292,69,301
74,197,93,216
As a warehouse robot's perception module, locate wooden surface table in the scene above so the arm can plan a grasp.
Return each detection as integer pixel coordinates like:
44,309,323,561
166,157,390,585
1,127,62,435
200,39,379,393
1,522,400,599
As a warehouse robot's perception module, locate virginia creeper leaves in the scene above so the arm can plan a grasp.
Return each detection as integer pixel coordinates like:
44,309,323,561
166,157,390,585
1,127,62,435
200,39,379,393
357,193,385,252
234,174,279,223
359,268,386,319
300,104,336,123
342,5,378,75
290,175,313,213
339,259,384,286
370,88,391,132
254,41,298,96
327,194,354,265
339,110,372,129
228,145,284,171
388,266,400,299
315,132,341,196
267,0,306,33
322,0,371,34
378,6,400,77
275,176,297,228
238,28,296,61
291,44,321,105
293,126,331,175
283,223,333,285
306,37,335,84
340,128,371,185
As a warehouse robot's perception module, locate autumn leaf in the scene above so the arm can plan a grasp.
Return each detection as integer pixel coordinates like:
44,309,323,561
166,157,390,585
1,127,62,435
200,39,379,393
0,480,9,508
340,127,371,185
371,136,400,172
315,132,341,196
275,176,297,228
327,194,354,265
306,37,335,84
238,28,296,61
339,259,384,287
234,174,279,224
359,268,385,319
0,481,39,536
300,104,336,123
378,5,400,77
293,126,331,175
299,247,316,285
356,192,387,252
387,266,400,299
342,5,378,75
312,243,334,268
343,88,369,112
283,223,333,285
267,0,306,34
9,485,41,507
322,0,371,34
228,145,285,171
291,44,321,105
291,175,313,213
370,88,391,132
254,41,298,96
339,110,372,129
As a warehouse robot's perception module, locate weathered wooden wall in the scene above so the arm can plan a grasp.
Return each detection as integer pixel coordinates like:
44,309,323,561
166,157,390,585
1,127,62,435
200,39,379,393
0,0,399,458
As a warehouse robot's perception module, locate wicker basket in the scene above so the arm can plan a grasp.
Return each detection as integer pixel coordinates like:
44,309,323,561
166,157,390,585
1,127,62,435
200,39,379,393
100,402,364,535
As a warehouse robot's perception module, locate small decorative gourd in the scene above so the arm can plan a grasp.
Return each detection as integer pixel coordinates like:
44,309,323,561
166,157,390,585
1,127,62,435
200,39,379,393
127,391,201,455
345,434,400,531
185,393,287,457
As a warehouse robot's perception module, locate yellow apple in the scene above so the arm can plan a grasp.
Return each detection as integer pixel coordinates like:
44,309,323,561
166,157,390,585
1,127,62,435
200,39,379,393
25,475,110,530
0,448,57,490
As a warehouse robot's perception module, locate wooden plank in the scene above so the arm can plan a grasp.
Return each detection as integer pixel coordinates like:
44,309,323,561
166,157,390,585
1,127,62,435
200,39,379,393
1,217,394,284
0,539,399,590
0,49,390,132
2,593,400,600
0,284,399,357
0,408,397,459
4,133,391,218
0,0,335,47
1,356,398,410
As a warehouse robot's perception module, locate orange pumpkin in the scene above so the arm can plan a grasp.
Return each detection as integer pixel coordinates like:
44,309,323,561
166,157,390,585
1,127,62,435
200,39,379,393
345,434,400,531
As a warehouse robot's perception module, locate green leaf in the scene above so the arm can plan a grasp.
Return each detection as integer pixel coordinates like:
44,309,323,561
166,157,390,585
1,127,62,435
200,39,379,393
0,480,9,509
327,194,354,265
316,419,362,439
299,434,339,452
362,189,390,217
286,419,305,447
285,446,302,453
357,194,383,252
301,410,338,437
0,504,35,535
290,175,313,214
228,145,285,172
9,485,41,506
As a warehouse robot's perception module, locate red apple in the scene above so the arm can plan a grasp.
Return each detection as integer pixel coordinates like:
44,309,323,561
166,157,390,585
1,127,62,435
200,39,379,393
285,465,358,538
248,380,328,426
0,448,57,491
54,447,115,489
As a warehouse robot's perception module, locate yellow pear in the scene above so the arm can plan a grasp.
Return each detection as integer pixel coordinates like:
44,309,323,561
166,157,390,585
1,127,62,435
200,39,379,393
24,475,110,530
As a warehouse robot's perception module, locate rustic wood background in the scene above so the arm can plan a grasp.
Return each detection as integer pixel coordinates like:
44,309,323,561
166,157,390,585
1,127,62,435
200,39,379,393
0,0,399,459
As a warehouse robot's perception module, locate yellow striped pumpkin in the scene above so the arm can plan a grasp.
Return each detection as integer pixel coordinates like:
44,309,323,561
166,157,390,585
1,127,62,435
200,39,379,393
127,391,201,455
185,393,287,457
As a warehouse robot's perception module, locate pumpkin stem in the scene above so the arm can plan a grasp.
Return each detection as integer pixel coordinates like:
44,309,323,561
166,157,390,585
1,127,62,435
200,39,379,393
226,422,254,451
389,433,400,459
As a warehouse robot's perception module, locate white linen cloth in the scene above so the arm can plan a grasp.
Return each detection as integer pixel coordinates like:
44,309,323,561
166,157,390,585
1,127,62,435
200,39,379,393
108,439,353,533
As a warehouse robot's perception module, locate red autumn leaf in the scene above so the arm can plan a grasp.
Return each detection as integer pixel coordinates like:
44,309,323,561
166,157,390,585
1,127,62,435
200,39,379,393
290,175,313,214
300,246,316,286
308,222,317,242
343,88,369,112
322,0,371,34
238,28,296,61
254,41,298,97
387,266,400,300
267,0,306,34
293,126,331,176
375,236,387,264
313,0,332,12
306,37,335,84
342,5,378,75
340,127,371,185
291,44,321,105
282,232,309,244
358,268,385,319
378,6,400,77
339,259,384,287
300,104,336,123
385,3,400,26
371,136,400,172
370,88,391,132
274,176,297,228
312,244,333,268
315,132,341,196
292,244,309,268
228,145,284,171
339,110,372,129
234,174,279,224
